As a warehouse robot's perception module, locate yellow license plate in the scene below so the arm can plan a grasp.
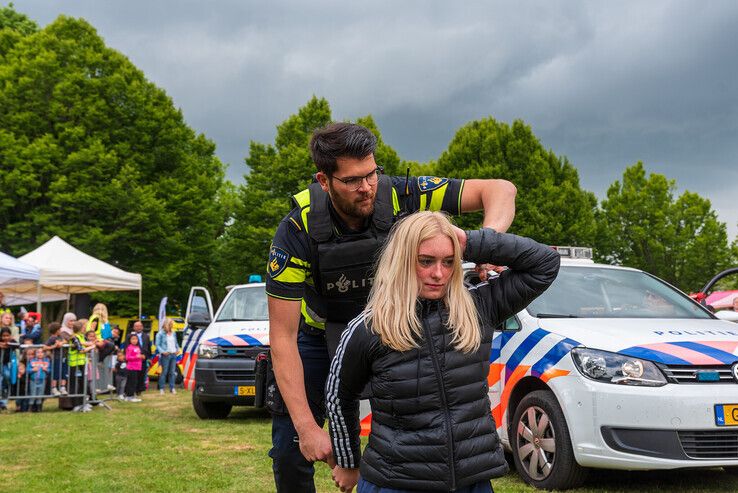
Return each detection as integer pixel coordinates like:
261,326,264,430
236,386,255,396
715,404,738,426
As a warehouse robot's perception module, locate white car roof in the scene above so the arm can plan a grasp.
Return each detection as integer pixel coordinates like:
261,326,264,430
225,282,266,291
559,259,641,272
464,258,643,273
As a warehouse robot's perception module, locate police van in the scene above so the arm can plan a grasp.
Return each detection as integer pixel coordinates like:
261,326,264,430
180,282,270,419
475,247,738,489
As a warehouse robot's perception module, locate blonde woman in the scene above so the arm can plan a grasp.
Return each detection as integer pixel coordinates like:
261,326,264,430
0,311,18,342
155,318,180,394
89,303,111,339
327,212,560,493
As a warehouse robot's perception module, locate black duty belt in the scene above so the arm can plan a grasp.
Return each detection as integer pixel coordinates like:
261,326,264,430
299,325,326,338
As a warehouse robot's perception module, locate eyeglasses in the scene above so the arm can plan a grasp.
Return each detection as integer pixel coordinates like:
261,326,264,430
331,166,383,191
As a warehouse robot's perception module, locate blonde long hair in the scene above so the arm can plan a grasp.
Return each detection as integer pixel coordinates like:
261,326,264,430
365,211,481,353
92,303,108,324
161,318,174,333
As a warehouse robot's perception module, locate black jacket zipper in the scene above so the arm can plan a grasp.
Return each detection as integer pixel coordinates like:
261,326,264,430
422,308,457,491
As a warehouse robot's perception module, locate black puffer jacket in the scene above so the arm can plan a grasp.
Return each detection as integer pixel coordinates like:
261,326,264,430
326,228,560,491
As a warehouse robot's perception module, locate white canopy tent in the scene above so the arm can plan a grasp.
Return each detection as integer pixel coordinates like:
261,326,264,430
0,251,41,305
2,236,142,314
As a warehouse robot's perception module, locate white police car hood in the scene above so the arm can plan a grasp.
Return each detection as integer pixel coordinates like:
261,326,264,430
535,318,738,366
200,320,270,347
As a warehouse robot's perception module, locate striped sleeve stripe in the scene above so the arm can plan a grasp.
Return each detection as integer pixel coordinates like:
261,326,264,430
326,315,364,467
265,291,302,301
325,314,366,468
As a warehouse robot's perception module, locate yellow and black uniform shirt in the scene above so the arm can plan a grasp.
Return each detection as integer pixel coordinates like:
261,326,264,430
265,176,464,330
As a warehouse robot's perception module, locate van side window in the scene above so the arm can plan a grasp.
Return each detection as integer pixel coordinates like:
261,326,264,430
503,316,522,332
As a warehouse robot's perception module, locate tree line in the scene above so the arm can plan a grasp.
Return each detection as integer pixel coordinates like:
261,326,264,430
0,7,735,314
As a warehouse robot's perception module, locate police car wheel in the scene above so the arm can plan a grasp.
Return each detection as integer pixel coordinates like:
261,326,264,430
511,390,587,490
192,392,232,419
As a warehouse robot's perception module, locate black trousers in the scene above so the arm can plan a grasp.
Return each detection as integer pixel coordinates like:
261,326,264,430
125,369,140,397
136,361,148,393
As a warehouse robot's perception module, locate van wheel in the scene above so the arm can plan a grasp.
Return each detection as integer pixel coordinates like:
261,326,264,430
511,390,588,490
192,392,232,419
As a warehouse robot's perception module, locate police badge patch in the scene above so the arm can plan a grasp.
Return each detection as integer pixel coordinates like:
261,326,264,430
418,176,448,192
267,246,290,279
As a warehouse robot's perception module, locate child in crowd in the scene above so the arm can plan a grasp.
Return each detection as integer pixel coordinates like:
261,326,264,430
85,330,100,398
28,348,50,412
111,325,122,350
14,337,35,411
124,334,145,402
0,327,18,411
114,350,127,401
20,336,35,364
44,322,67,395
15,361,28,412
59,327,74,397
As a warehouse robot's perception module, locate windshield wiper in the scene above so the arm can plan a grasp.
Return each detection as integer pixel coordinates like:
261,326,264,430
217,318,256,322
536,313,579,318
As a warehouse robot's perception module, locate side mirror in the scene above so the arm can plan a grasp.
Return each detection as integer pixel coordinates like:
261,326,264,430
188,312,211,329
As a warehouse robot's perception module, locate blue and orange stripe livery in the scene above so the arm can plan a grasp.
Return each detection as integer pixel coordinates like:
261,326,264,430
489,328,580,428
202,333,264,347
618,340,738,366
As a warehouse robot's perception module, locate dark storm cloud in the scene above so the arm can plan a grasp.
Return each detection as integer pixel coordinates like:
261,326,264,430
10,0,738,237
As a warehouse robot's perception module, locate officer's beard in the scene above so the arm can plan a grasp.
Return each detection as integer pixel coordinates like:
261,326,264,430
329,185,376,220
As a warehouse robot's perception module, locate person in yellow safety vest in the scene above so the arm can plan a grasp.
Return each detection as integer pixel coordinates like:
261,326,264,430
67,320,94,408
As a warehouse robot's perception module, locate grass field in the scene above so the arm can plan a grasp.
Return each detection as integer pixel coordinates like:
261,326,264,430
1,391,737,492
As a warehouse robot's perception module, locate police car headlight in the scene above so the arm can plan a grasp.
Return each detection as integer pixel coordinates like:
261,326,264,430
571,348,666,386
198,344,219,359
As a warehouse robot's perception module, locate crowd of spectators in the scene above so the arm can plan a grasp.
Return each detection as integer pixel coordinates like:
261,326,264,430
0,303,180,413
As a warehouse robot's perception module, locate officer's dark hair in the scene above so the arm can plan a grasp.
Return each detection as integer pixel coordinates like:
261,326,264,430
310,122,377,176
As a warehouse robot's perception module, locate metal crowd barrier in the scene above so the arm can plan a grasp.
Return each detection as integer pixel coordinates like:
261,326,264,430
0,343,90,412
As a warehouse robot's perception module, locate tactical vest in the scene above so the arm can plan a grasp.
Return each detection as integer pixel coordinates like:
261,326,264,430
294,175,394,351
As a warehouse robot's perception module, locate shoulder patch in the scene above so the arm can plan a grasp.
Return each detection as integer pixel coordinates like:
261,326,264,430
418,176,449,192
267,246,290,279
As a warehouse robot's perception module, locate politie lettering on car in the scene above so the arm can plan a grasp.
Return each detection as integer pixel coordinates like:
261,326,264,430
467,247,738,489
353,247,738,490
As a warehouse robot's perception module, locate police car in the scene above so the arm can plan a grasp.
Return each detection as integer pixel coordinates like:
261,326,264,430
180,283,270,419
479,247,738,489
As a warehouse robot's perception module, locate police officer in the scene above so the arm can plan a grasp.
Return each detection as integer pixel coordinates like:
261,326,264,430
266,122,516,492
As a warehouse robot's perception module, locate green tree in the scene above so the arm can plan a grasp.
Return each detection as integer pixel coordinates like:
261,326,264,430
596,162,731,291
0,12,228,313
220,97,403,288
0,4,38,57
434,118,598,245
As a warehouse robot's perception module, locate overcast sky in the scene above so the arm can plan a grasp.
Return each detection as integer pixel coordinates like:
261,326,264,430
11,1,738,240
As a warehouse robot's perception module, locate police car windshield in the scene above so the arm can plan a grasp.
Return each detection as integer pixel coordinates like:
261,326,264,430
216,285,268,322
527,266,712,319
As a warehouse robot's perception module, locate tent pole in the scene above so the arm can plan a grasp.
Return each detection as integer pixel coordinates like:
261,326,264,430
138,289,142,320
66,288,70,313
36,282,41,313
